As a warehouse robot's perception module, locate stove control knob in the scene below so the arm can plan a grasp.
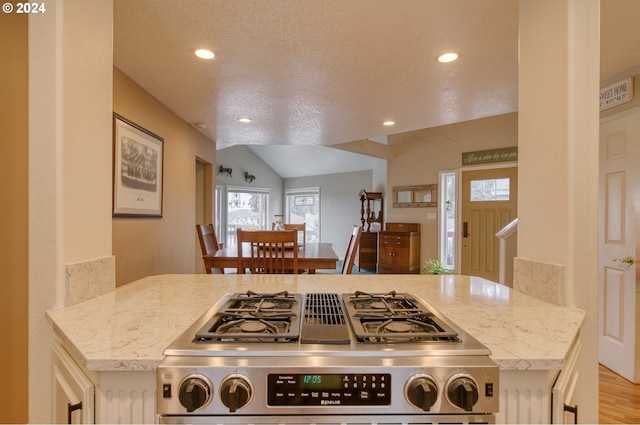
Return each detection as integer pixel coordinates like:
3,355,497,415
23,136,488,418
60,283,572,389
178,375,213,413
405,375,438,411
446,375,479,412
220,375,253,412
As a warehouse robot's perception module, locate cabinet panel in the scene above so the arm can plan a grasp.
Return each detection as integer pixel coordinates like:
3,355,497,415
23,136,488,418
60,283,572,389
52,343,95,424
499,370,554,424
385,222,420,232
379,234,409,266
552,340,581,423
358,231,378,271
98,371,157,423
378,223,420,274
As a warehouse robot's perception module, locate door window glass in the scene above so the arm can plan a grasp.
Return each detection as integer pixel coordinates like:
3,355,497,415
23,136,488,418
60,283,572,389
214,185,224,243
470,178,510,201
439,171,457,271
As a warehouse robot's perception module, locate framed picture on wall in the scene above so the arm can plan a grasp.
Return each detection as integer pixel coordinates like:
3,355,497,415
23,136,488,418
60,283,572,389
112,113,164,217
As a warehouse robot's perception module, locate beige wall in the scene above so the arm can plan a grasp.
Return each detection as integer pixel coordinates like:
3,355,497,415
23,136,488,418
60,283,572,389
387,113,518,263
113,68,217,285
0,12,28,424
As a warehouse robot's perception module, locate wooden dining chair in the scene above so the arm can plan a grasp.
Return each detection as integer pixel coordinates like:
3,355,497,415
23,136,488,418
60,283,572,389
236,229,298,274
284,223,306,246
341,225,363,274
196,224,224,274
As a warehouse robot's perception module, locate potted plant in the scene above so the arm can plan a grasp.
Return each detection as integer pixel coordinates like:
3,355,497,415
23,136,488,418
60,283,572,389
422,258,456,275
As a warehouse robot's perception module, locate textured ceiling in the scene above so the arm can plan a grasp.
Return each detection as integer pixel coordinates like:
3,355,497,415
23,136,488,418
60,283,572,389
113,0,519,148
113,0,639,177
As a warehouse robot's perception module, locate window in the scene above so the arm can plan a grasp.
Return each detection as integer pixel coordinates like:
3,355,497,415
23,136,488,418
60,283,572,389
285,187,320,243
226,186,270,246
214,185,224,244
439,171,457,271
470,178,510,201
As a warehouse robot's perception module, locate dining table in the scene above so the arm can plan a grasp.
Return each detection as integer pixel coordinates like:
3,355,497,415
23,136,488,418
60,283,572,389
203,242,339,273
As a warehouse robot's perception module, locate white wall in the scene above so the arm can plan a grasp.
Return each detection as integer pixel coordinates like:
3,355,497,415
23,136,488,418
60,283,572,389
518,0,599,421
216,145,284,243
285,170,373,258
215,146,375,259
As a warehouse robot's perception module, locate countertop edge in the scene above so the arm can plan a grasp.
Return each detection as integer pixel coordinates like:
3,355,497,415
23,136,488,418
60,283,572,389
46,274,586,373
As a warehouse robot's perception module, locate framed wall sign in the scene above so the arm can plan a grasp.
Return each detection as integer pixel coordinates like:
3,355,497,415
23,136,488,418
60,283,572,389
112,113,164,217
600,77,633,110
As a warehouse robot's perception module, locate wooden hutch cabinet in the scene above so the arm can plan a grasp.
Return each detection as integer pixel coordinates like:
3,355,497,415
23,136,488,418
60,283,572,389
357,191,383,271
378,222,421,274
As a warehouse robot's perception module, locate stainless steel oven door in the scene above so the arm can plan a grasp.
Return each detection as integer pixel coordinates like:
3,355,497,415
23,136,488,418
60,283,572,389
159,413,495,424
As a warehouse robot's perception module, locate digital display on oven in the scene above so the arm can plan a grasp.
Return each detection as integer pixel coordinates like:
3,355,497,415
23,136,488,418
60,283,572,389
299,374,342,389
267,373,391,406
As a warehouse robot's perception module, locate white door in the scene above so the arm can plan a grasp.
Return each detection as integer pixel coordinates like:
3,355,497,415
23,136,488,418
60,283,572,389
599,107,640,383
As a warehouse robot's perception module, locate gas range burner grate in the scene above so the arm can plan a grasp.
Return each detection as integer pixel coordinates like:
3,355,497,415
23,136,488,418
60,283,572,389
194,314,297,343
358,318,460,343
346,290,423,315
226,290,298,312
343,291,460,344
192,291,302,343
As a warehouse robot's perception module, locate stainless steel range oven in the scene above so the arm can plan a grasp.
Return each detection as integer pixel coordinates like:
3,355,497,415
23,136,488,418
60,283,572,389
157,291,499,424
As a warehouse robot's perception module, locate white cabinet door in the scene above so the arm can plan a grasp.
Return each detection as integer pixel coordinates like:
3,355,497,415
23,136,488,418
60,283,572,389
52,343,95,424
551,340,581,423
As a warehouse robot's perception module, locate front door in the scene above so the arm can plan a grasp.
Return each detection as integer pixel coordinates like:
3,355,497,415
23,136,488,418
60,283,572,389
599,108,640,383
461,167,518,281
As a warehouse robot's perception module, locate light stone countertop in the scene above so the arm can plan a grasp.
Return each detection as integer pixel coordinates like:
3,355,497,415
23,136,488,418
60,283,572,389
46,273,585,372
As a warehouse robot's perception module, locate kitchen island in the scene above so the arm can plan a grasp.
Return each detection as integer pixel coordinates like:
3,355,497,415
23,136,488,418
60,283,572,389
47,273,585,423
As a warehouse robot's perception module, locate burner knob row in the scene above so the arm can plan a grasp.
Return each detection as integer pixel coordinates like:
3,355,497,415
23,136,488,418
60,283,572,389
220,375,253,412
178,375,213,413
405,375,438,411
447,375,479,412
405,373,480,412
178,373,253,413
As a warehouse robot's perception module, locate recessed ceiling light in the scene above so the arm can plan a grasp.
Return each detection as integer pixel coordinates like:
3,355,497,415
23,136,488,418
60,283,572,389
382,120,396,126
238,117,252,123
437,52,460,63
194,49,216,60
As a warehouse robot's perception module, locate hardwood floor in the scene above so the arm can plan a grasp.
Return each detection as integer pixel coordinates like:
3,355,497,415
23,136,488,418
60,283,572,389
599,364,640,424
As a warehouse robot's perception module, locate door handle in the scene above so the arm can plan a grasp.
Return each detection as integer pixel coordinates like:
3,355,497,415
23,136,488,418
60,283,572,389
614,256,634,265
463,222,470,238
564,403,578,424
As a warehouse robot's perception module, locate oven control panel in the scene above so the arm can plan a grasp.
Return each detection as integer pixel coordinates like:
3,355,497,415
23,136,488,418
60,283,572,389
267,373,391,406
